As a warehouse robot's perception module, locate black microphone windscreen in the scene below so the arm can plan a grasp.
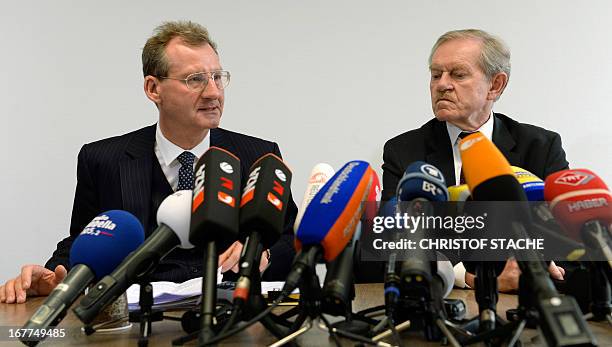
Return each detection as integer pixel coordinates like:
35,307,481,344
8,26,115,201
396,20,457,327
190,147,241,249
239,153,292,248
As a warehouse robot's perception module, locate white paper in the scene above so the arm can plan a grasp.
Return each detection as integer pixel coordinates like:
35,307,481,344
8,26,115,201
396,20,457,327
127,266,223,304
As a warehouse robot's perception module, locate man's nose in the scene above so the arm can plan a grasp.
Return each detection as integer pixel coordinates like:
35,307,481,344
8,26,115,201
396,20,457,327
436,73,453,92
200,80,222,99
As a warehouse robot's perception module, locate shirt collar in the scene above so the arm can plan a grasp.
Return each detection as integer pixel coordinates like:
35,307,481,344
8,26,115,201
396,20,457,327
155,123,210,166
446,111,494,145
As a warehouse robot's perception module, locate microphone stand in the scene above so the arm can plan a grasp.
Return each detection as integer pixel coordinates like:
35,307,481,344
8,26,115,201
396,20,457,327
585,261,612,323
179,233,292,346
475,262,502,333
581,220,612,323
126,277,165,347
199,241,218,345
561,221,611,325
270,264,324,346
504,222,596,347
272,261,381,347
322,232,375,335
457,261,514,347
171,242,222,346
394,259,462,346
513,260,597,347
456,201,513,346
236,238,292,340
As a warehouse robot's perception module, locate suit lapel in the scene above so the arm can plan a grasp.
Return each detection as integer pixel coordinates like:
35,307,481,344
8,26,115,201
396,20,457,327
119,125,155,231
425,120,456,186
492,114,520,166
210,127,250,182
210,128,235,153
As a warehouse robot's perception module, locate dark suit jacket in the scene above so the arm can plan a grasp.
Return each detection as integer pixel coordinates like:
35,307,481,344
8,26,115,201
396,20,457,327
381,113,569,201
45,125,298,282
356,113,569,283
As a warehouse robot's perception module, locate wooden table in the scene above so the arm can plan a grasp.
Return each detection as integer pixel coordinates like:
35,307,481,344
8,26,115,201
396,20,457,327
0,284,610,346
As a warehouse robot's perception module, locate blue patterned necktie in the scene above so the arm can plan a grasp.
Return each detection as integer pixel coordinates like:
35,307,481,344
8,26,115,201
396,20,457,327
176,151,196,191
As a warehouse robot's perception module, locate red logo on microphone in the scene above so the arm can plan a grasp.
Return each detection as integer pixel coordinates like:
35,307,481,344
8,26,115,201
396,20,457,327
272,180,284,196
218,191,235,207
220,177,234,190
267,192,283,210
309,172,329,184
554,171,593,186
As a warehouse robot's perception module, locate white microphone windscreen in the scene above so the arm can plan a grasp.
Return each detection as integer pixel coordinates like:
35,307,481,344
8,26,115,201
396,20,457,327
436,259,455,298
157,190,194,249
294,163,335,231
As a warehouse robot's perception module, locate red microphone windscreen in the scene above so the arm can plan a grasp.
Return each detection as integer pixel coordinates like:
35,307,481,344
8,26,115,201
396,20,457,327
544,169,612,240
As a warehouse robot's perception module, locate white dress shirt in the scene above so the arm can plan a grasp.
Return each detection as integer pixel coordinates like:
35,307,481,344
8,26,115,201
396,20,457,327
154,123,210,191
446,112,495,186
445,112,494,288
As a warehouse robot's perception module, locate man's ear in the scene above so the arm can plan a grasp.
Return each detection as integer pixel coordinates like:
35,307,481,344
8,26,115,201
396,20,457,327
144,75,162,104
487,72,509,101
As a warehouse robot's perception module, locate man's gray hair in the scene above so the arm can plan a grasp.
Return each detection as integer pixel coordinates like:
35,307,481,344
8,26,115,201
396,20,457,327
429,29,511,81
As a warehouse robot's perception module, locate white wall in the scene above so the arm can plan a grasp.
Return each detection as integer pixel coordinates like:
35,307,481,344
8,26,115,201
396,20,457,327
1,0,611,280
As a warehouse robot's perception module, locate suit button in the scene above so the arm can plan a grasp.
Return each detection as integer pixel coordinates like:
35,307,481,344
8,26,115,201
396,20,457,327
191,267,199,273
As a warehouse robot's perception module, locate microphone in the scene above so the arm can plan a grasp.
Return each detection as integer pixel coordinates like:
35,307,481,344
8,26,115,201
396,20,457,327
188,147,241,344
294,163,334,286
395,161,453,340
511,166,545,201
545,169,612,321
283,160,376,295
322,170,380,316
233,153,292,303
460,133,539,332
73,190,193,324
189,146,241,250
459,132,522,201
20,211,144,346
294,163,335,231
448,184,471,202
447,184,471,220
459,133,596,345
459,132,522,277
396,161,451,290
397,161,449,202
544,169,612,259
511,166,586,261
379,197,402,318
436,259,455,299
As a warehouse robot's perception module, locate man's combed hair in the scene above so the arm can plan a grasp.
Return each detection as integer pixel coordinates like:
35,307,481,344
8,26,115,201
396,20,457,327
142,20,218,77
429,29,511,81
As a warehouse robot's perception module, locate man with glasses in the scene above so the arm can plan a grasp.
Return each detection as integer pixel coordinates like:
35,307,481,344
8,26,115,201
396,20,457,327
0,21,298,303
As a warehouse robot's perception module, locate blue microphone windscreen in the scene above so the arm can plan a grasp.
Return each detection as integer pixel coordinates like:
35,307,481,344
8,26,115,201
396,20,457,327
511,166,544,201
523,182,544,201
69,210,145,279
397,161,448,202
296,161,372,246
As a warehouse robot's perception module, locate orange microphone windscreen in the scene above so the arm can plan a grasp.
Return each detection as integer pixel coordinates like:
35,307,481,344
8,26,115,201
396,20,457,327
458,132,514,192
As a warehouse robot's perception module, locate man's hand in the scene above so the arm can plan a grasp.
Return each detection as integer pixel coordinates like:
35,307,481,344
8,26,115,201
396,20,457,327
0,265,67,304
218,241,269,274
547,260,565,280
497,259,521,292
465,259,565,293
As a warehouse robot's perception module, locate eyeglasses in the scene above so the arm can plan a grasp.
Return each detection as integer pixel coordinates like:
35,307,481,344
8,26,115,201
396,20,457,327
157,70,231,91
